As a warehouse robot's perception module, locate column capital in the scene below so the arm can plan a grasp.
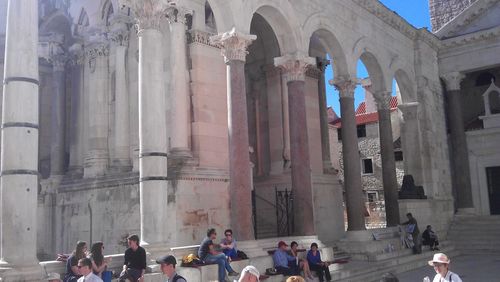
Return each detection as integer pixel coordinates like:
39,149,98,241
274,52,315,83
69,43,85,65
373,91,392,110
398,102,419,120
331,77,357,98
119,0,173,31
109,15,132,46
51,55,68,72
210,28,256,63
441,72,465,91
316,57,330,73
165,4,193,25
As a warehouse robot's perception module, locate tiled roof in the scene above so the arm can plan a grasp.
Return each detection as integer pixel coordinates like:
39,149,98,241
331,96,399,128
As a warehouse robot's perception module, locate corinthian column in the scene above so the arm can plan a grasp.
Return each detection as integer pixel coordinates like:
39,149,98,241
0,0,42,279
167,5,192,157
120,0,171,251
68,43,85,176
442,72,473,211
275,53,316,235
333,78,366,231
84,37,110,178
373,90,400,226
110,20,132,171
316,57,334,174
50,55,67,176
210,28,256,241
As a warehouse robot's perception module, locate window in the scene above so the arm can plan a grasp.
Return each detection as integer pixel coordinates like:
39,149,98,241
367,192,377,203
337,128,342,141
362,158,373,174
357,125,366,138
394,151,403,162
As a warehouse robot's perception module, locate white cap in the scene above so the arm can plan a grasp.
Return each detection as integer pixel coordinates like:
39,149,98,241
239,265,260,282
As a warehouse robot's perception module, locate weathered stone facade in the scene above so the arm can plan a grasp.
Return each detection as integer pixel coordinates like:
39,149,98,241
429,0,477,31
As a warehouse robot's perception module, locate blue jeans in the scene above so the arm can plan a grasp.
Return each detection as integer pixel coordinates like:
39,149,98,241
205,253,234,282
222,248,238,259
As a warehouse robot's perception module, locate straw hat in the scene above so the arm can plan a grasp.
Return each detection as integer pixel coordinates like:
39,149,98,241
428,253,450,266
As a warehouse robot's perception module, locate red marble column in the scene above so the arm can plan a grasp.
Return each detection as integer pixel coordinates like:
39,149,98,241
211,29,256,241
275,54,316,236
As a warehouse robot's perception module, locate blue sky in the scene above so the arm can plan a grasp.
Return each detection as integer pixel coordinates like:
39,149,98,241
325,0,431,115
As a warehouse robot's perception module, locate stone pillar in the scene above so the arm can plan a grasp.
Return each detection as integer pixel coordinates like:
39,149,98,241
333,78,366,231
110,22,132,171
442,72,473,210
120,0,171,250
398,102,423,185
84,36,110,178
167,5,192,157
0,0,43,279
373,91,400,227
49,55,67,176
210,28,256,241
68,43,85,176
316,57,334,174
275,53,316,236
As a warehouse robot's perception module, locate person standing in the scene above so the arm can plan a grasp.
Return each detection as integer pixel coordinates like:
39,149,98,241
77,258,103,282
428,253,462,282
307,243,331,282
198,228,239,282
119,234,147,282
156,255,186,282
402,213,421,254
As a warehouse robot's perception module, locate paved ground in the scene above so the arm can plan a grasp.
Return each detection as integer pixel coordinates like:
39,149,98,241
396,253,500,281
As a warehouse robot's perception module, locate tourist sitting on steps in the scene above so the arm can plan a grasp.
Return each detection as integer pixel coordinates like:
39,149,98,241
220,228,238,260
89,241,111,278
63,240,87,282
198,228,239,282
289,241,313,279
77,258,103,282
118,234,146,282
272,241,300,276
307,242,332,282
422,225,440,251
156,255,186,282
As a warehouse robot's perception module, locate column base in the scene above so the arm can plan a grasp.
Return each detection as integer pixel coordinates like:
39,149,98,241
323,161,337,175
0,261,43,282
84,150,109,178
170,148,192,158
110,159,132,173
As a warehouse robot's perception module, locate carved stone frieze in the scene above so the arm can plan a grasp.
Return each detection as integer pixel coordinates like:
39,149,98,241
441,26,500,48
210,28,256,63
274,53,315,82
119,0,173,31
188,30,218,48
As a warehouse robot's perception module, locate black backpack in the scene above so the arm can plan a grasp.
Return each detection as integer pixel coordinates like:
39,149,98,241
172,273,186,282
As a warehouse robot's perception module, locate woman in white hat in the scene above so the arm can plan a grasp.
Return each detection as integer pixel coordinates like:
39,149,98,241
238,265,260,282
428,253,462,282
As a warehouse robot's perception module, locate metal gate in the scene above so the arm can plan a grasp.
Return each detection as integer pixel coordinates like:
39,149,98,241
275,187,294,236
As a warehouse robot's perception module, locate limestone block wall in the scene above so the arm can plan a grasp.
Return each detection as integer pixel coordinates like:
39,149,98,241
429,0,477,31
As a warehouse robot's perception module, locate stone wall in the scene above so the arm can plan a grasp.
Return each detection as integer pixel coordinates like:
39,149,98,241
429,0,477,31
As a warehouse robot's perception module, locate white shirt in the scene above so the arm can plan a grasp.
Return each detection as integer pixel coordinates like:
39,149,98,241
77,272,103,282
432,271,462,282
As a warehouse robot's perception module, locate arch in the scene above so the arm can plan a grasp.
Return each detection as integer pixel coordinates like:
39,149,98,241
101,0,114,26
305,22,349,78
39,10,73,47
205,0,233,33
72,7,89,37
204,1,217,32
393,69,416,103
354,51,388,93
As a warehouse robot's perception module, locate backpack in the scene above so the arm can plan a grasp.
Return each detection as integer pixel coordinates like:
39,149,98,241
172,273,186,282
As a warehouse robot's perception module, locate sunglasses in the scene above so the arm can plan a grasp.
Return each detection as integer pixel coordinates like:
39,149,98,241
225,234,232,236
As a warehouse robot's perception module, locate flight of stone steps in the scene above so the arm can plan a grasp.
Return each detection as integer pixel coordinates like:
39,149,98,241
448,215,500,254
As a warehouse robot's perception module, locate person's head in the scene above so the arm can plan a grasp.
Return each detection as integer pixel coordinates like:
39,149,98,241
90,241,104,265
207,228,217,239
238,265,260,282
278,241,288,250
426,225,432,230
224,229,233,240
127,234,140,249
73,241,88,259
310,242,318,252
156,255,177,277
428,253,450,277
77,258,93,276
290,241,298,251
44,272,61,282
406,213,413,219
286,276,305,282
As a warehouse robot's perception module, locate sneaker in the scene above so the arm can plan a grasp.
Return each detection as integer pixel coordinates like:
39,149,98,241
228,271,239,276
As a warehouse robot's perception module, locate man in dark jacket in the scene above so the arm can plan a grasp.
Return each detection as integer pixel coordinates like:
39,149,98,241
119,234,146,282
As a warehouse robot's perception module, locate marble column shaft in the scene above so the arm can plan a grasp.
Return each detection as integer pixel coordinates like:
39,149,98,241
168,6,192,156
334,78,366,231
84,42,110,177
275,54,316,236
373,91,400,227
50,56,67,176
1,0,39,267
68,45,85,175
317,58,333,173
211,29,256,241
112,31,132,170
442,72,473,209
398,102,423,184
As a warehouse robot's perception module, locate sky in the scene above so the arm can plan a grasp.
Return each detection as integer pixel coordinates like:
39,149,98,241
325,0,431,116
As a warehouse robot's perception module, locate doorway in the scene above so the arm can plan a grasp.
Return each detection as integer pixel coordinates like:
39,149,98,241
486,166,500,215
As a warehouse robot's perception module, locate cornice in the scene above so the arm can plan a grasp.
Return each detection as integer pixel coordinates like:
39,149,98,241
440,25,500,49
188,30,219,48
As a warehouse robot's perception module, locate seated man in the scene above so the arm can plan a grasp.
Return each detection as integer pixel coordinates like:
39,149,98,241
119,234,146,282
272,241,300,276
220,229,238,259
422,225,440,251
198,228,239,282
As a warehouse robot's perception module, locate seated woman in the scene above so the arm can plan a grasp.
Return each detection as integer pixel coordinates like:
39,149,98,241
289,241,313,279
220,229,238,259
307,243,331,282
63,241,87,282
422,225,440,251
89,241,111,278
